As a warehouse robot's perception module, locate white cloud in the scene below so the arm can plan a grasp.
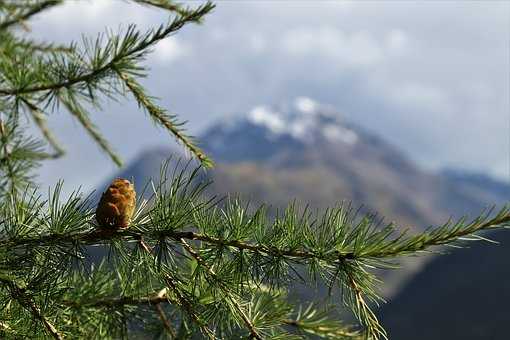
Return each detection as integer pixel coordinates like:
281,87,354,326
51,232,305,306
30,0,163,42
387,83,453,114
386,29,408,55
280,26,410,67
248,33,267,53
152,37,190,63
42,0,117,23
210,27,228,42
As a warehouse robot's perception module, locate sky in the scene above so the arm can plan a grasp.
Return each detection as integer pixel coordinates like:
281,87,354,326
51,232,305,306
25,0,510,192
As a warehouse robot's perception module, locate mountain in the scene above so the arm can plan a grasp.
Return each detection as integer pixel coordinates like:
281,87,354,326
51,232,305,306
202,97,445,228
438,169,510,214
95,97,508,303
379,172,510,339
379,228,510,340
202,98,507,226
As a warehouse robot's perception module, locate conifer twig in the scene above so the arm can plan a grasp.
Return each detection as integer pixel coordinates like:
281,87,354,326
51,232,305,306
0,118,16,194
62,291,173,309
137,238,215,339
0,0,61,30
133,0,193,17
4,207,509,264
179,238,263,340
163,272,216,339
58,93,122,166
2,228,354,266
63,288,361,338
114,69,213,168
0,3,214,97
154,303,177,338
345,272,386,339
0,277,63,340
282,319,361,339
21,98,65,158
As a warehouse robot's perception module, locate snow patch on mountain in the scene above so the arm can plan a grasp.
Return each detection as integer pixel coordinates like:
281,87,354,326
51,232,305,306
294,96,318,114
248,106,285,133
323,124,358,144
245,97,358,145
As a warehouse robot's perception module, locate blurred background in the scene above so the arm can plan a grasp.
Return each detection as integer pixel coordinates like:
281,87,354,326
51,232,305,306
29,1,510,339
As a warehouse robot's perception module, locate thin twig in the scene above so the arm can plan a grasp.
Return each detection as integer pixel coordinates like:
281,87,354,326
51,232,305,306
138,237,216,339
2,228,357,263
21,98,65,158
63,294,170,308
0,277,63,340
133,0,193,17
0,0,61,30
345,272,386,340
154,303,176,338
114,69,212,167
282,319,361,338
63,289,362,339
0,118,16,194
179,238,262,340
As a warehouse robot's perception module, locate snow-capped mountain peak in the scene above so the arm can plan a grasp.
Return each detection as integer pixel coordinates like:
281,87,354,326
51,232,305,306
200,97,363,162
245,97,358,145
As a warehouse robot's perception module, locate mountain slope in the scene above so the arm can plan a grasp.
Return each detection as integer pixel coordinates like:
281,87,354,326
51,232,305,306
379,228,510,340
379,173,510,339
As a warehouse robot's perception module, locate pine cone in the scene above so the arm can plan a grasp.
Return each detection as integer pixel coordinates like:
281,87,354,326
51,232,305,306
95,178,136,229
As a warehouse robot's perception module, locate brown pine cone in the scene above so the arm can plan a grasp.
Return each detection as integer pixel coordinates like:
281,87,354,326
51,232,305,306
95,178,136,229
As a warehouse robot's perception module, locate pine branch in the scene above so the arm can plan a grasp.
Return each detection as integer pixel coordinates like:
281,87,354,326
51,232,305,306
61,285,360,339
179,238,263,340
57,91,122,166
0,117,16,194
162,270,216,339
344,272,386,340
4,208,509,263
115,69,213,168
59,245,214,338
137,238,216,339
0,276,63,340
21,97,65,159
0,0,62,31
3,190,508,339
154,302,177,338
133,0,195,17
282,319,360,339
283,303,362,339
0,2,215,97
360,208,510,258
0,115,47,195
0,227,352,262
0,2,214,167
61,288,174,309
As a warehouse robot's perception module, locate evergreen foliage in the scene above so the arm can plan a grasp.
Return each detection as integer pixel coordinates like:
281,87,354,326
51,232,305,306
0,1,508,339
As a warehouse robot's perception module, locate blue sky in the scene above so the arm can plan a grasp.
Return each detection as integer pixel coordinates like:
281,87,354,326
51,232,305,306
26,0,510,192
